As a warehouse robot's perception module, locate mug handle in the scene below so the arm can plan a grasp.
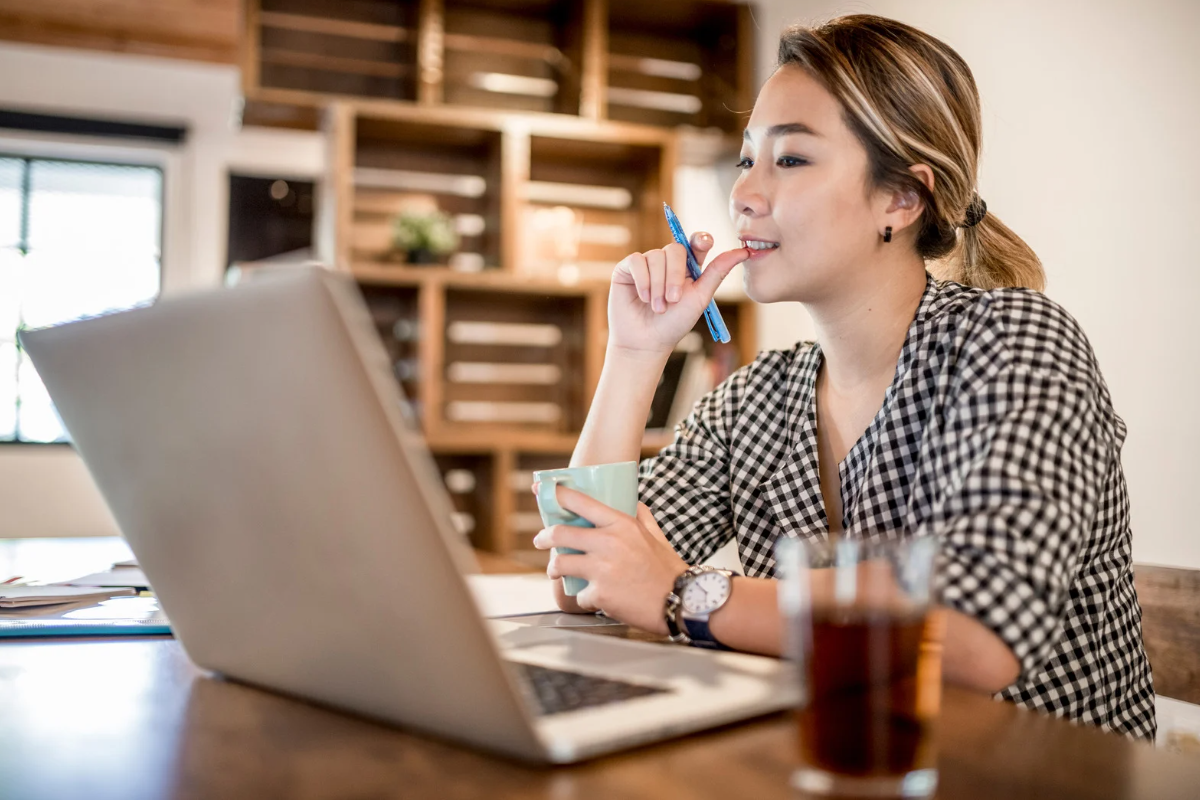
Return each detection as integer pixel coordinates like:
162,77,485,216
537,475,571,518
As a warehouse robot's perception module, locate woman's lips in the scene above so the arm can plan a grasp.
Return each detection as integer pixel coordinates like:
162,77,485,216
741,243,779,260
739,237,779,261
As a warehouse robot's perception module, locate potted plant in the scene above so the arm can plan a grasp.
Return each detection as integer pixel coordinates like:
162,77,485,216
391,209,459,265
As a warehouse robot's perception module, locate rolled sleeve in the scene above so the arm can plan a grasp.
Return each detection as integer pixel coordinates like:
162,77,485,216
922,341,1108,683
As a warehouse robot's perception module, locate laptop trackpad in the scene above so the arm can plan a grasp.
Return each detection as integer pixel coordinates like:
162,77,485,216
500,628,671,668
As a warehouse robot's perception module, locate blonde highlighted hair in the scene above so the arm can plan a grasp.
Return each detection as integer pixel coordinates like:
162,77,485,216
778,15,1044,291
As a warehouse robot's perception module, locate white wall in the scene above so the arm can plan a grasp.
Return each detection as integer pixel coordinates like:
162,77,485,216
0,42,324,537
751,0,1200,570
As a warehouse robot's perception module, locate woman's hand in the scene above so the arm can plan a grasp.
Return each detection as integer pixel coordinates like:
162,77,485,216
533,485,688,634
608,233,749,356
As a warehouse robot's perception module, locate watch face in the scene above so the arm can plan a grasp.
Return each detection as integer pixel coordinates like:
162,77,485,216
681,571,731,614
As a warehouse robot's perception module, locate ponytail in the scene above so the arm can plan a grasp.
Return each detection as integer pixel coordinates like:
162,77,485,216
935,199,1045,291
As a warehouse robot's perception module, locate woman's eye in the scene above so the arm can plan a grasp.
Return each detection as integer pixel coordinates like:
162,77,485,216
735,157,754,170
777,156,809,168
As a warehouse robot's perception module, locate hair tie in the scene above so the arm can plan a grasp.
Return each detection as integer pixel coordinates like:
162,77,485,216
963,194,987,228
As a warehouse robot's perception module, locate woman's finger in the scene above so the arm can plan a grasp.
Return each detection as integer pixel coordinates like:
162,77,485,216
574,586,602,613
635,502,671,546
664,242,688,304
547,553,590,582
533,524,597,552
689,231,714,266
616,252,650,302
553,485,628,527
645,247,667,313
692,246,750,304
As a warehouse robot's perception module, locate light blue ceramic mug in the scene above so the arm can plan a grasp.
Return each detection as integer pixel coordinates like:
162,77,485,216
533,461,639,596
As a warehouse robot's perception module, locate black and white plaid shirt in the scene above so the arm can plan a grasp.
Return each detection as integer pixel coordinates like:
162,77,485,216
639,274,1156,740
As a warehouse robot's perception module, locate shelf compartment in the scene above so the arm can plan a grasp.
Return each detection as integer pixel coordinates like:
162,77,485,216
606,0,748,132
432,452,496,550
358,283,423,419
352,116,503,270
441,288,587,437
442,0,585,115
522,135,668,283
508,452,569,567
256,0,419,102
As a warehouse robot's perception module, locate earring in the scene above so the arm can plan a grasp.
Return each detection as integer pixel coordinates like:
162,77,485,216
883,226,893,243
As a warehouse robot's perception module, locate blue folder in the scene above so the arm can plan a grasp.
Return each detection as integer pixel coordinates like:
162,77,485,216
0,617,171,638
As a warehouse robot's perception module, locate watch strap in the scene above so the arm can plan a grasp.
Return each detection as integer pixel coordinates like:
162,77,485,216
682,615,733,651
663,590,690,643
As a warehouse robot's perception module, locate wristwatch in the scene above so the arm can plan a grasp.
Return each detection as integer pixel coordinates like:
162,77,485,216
664,565,736,650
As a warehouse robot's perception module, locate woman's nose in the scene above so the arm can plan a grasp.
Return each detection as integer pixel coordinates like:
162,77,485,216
729,173,768,219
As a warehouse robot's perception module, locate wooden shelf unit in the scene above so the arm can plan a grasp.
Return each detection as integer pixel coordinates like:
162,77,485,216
251,0,420,101
237,2,759,555
349,259,754,556
606,1,756,131
242,0,757,132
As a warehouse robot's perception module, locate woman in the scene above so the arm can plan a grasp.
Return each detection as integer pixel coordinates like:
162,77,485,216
532,15,1155,739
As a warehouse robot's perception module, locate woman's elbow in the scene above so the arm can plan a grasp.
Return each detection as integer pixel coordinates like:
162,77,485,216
942,607,1021,693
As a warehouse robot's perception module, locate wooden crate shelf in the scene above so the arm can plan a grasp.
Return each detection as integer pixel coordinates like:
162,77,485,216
606,0,754,132
359,282,423,416
351,263,605,294
242,0,756,132
252,0,420,101
350,114,504,270
440,286,588,433
522,134,670,283
237,2,759,554
442,0,586,115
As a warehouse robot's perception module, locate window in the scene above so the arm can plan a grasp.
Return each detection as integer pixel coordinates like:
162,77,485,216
0,156,162,443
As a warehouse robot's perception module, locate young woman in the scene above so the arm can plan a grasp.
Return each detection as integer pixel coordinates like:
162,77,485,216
532,15,1155,739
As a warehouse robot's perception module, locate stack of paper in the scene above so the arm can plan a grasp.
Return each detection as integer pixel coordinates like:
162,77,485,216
58,567,151,588
0,586,137,608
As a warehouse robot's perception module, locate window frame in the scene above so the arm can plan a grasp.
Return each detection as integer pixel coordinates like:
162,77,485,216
0,131,178,446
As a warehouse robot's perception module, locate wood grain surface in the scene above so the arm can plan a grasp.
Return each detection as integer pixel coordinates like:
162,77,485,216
1,638,1199,800
3,539,1199,799
0,0,239,63
1135,563,1200,704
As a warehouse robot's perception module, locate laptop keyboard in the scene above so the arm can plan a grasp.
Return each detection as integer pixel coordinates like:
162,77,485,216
511,661,669,717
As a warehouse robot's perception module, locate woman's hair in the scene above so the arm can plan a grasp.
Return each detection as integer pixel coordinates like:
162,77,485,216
777,15,1045,291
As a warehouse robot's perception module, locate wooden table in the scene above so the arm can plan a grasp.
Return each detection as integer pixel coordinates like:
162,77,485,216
2,538,1199,800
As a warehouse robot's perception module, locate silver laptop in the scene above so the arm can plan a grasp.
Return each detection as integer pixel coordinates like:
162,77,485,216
20,268,797,763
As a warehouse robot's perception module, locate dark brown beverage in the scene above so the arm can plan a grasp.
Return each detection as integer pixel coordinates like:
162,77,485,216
796,608,939,778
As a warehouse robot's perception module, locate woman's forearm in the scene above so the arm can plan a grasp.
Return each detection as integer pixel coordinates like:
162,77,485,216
705,576,1020,693
706,576,785,654
570,345,671,467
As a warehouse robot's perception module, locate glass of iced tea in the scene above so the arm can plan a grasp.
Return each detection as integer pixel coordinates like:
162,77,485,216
776,535,943,798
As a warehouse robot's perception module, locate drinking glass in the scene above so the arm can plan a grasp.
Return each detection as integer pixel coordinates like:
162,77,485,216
776,535,943,798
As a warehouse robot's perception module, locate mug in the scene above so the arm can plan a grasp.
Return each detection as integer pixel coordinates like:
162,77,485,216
533,461,639,596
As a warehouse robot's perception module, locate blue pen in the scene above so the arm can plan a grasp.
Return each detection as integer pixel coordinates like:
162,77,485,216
662,202,731,344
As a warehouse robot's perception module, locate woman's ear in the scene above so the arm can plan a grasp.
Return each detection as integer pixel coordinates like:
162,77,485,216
882,164,934,233
908,163,935,195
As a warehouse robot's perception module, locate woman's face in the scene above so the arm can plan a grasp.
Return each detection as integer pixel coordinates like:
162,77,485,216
731,65,887,304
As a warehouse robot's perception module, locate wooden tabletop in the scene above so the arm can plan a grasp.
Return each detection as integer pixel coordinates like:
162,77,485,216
3,538,1200,800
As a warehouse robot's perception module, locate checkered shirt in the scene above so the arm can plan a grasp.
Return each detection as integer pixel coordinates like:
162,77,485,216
639,274,1156,740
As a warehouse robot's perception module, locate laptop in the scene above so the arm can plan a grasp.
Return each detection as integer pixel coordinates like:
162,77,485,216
19,268,798,763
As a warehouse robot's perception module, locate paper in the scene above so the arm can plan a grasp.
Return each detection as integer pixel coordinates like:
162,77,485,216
0,586,137,608
467,574,559,618
0,596,170,637
56,567,151,588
